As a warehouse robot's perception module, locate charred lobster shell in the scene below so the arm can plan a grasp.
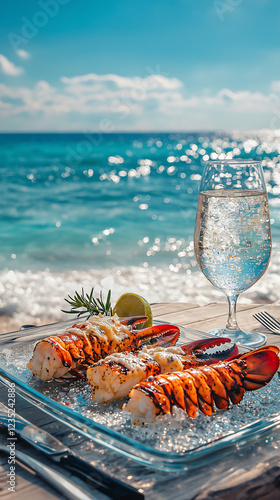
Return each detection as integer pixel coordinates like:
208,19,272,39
87,336,239,403
27,315,180,381
125,346,280,423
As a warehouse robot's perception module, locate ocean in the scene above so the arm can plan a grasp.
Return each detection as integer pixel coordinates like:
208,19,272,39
1,131,280,328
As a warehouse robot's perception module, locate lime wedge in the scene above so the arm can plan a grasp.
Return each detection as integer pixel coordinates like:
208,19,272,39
112,293,153,329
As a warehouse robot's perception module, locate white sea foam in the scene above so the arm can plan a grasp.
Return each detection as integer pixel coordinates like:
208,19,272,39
1,248,280,328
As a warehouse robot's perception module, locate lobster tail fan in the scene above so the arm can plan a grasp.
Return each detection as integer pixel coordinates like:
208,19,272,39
237,349,280,391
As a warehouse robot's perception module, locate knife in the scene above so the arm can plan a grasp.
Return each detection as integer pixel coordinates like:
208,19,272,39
0,443,94,500
0,402,144,500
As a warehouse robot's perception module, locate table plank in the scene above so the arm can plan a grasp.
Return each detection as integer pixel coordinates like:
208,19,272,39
152,302,280,348
151,302,200,316
152,302,257,325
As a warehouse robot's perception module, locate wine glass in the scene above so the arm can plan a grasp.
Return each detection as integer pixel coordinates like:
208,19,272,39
194,159,271,348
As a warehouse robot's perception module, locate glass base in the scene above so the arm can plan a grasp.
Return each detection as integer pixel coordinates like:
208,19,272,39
208,328,267,349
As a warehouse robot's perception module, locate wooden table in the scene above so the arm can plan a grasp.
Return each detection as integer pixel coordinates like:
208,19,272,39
1,301,280,500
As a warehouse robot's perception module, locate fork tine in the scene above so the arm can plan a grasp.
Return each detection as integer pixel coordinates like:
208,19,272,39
264,311,280,328
258,312,279,331
253,313,268,328
253,312,280,333
257,312,280,331
253,313,271,330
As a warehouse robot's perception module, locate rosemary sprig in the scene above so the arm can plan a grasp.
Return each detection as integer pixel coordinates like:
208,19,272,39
62,287,112,318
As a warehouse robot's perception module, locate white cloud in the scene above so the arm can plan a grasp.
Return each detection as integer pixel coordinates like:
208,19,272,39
61,73,182,90
16,49,30,60
0,54,23,76
0,71,277,131
271,81,280,92
0,73,183,118
157,87,277,116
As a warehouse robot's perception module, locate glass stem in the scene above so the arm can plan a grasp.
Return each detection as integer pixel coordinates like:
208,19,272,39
226,295,239,331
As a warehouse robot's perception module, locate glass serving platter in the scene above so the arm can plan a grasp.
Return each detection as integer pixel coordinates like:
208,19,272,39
0,318,280,471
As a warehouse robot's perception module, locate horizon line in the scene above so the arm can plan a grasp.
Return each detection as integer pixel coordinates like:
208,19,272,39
0,129,277,135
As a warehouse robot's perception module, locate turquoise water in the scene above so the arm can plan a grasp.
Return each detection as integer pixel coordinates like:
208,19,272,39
1,131,280,324
0,132,200,271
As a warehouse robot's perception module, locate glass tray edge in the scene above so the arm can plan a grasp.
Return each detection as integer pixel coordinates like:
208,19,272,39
0,321,277,470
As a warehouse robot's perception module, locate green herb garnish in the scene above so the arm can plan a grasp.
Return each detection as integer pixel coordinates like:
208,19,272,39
62,287,112,318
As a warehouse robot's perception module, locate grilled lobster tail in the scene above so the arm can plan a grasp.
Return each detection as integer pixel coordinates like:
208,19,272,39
27,315,180,381
87,337,239,403
124,346,280,424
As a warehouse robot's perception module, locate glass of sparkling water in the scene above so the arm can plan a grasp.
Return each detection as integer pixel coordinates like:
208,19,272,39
194,159,271,348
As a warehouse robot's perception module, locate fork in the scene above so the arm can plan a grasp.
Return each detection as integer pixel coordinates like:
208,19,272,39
253,311,280,334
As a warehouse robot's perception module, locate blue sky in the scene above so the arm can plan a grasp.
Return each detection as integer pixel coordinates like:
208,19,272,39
0,0,279,131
